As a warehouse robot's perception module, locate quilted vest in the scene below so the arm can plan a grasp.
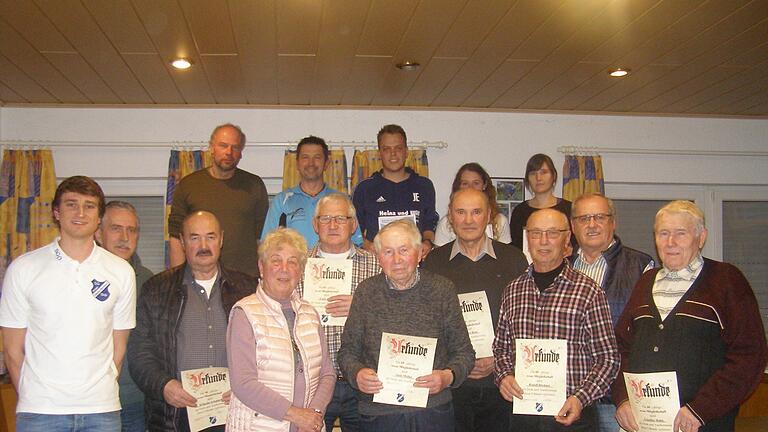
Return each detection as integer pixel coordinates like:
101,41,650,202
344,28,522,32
227,286,324,432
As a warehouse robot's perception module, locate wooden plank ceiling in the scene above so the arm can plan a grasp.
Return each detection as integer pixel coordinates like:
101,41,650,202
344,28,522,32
0,0,766,117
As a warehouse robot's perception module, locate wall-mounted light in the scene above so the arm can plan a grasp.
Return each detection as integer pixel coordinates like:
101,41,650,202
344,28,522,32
608,67,630,77
396,61,420,71
171,58,193,70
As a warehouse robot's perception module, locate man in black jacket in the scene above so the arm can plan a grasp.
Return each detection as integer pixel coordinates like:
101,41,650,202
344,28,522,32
127,211,255,431
568,193,653,432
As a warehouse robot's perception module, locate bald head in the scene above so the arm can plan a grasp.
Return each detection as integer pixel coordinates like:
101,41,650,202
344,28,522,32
526,209,570,272
181,211,224,274
449,188,491,244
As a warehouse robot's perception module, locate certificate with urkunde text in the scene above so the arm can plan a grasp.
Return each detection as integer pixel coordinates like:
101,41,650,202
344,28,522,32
180,367,230,432
373,332,437,408
457,291,494,358
513,339,567,416
623,371,680,431
303,257,354,326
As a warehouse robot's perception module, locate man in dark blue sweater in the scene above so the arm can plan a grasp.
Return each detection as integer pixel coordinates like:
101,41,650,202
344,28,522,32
423,188,528,432
352,124,439,258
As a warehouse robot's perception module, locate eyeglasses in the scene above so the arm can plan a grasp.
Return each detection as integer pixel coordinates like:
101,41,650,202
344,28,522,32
316,215,353,225
571,213,613,225
526,229,569,239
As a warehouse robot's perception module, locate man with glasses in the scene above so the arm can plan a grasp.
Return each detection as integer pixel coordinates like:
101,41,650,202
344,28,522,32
567,193,653,431
297,193,380,431
262,136,362,247
494,208,619,431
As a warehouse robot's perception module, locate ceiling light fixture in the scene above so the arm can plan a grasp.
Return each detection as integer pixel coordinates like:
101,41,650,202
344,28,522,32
171,58,193,70
396,61,420,71
608,67,630,77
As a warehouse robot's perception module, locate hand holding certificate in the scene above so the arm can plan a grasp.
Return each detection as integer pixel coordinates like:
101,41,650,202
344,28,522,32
372,332,437,408
622,371,680,432
303,257,354,326
180,367,230,432
513,339,567,416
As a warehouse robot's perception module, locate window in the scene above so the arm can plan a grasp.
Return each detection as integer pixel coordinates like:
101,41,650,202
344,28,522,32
722,201,768,340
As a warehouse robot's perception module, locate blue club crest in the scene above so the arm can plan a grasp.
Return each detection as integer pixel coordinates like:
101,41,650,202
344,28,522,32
209,416,218,424
535,402,544,412
321,314,330,323
396,393,405,403
90,279,111,302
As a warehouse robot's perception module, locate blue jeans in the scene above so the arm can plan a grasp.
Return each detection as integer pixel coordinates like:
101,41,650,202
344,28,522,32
120,401,146,432
359,402,454,432
17,411,121,432
595,402,619,432
324,380,359,432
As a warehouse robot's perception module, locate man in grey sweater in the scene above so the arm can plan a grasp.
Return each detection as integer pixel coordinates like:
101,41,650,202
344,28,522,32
338,219,475,431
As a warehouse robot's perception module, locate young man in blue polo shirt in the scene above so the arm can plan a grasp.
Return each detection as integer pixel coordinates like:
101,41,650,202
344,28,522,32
262,135,363,247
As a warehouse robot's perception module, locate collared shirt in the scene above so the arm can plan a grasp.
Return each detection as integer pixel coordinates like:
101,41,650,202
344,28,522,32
0,238,135,414
493,262,619,407
297,244,381,377
572,240,614,287
449,235,497,262
261,184,364,247
653,254,704,320
176,265,229,373
385,268,421,291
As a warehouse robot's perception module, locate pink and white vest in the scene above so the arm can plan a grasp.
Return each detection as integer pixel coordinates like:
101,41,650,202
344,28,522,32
227,286,324,432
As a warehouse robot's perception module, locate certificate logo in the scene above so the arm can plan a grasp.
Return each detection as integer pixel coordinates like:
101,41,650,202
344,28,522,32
185,371,228,389
397,393,405,403
388,337,429,357
629,379,672,399
321,314,330,323
521,344,560,368
90,279,111,302
535,403,543,412
209,416,218,425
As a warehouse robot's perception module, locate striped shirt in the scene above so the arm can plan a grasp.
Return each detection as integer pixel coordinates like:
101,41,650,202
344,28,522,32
297,245,380,377
572,241,614,287
652,254,704,320
493,262,620,407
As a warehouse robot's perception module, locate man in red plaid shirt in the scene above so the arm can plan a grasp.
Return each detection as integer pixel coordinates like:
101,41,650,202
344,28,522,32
493,208,619,431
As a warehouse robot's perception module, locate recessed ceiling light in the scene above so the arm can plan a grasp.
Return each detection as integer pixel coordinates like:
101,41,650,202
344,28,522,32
608,67,630,77
171,58,192,70
396,61,420,71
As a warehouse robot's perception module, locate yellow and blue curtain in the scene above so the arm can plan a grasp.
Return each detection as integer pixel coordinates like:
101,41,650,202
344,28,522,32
350,149,430,190
562,154,605,202
164,149,211,268
282,149,349,193
0,149,58,281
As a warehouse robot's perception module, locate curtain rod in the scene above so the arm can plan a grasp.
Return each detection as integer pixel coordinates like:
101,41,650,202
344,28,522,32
0,139,448,150
557,145,768,157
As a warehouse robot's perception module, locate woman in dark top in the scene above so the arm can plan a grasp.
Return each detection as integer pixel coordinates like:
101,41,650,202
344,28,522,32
508,153,572,250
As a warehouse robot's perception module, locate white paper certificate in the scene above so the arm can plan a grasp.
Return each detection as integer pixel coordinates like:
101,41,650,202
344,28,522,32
373,332,437,408
377,213,417,230
180,367,230,432
623,371,680,431
513,339,567,416
303,258,354,326
457,291,495,358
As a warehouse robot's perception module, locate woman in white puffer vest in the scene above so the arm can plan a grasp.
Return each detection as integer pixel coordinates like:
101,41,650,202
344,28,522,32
226,228,335,432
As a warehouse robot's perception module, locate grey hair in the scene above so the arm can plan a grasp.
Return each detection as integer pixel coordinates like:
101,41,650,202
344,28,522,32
373,218,422,253
314,193,357,219
572,193,616,220
104,200,140,228
654,200,706,235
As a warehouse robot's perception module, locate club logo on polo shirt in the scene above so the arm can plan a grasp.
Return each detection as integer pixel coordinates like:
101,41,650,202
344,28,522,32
90,279,112,302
